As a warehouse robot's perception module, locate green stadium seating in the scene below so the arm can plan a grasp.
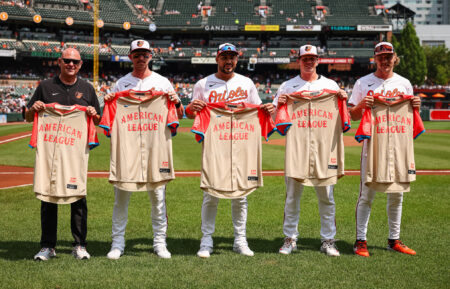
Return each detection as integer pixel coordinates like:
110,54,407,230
34,8,93,22
266,0,319,25
0,3,33,16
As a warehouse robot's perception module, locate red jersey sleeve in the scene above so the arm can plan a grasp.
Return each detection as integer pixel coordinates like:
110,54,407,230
99,94,118,137
355,109,372,143
28,111,39,148
338,98,351,132
166,98,179,137
257,108,276,141
274,103,292,136
87,114,99,149
413,108,425,139
191,106,211,143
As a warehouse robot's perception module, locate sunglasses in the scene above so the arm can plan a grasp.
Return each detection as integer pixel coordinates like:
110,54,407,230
132,53,151,59
62,58,81,65
374,44,394,54
217,43,237,53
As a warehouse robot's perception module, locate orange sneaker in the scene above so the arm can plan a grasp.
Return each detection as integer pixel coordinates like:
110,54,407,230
387,239,416,255
353,240,370,257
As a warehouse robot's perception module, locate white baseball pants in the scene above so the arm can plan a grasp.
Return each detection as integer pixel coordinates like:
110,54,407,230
356,140,403,240
200,192,248,249
283,177,337,241
111,186,168,252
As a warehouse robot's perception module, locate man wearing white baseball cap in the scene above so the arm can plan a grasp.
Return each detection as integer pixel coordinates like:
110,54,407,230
103,39,183,260
273,44,348,257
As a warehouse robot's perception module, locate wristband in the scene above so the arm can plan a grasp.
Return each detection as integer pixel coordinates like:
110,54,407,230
175,102,181,108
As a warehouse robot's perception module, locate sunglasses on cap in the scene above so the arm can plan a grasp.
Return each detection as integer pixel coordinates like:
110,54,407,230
374,44,394,55
217,43,237,54
62,58,81,65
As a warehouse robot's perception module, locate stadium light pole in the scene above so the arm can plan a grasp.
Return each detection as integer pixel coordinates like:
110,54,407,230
93,0,99,93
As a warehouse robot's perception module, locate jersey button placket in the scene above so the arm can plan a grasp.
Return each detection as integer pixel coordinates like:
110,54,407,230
308,101,315,177
51,115,62,193
138,105,146,182
231,114,237,191
387,107,394,180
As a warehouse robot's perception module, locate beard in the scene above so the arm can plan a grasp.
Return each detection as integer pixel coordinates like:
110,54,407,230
220,65,234,74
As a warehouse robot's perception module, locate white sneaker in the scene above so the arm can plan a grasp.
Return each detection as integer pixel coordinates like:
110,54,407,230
154,246,171,259
233,245,254,257
320,240,340,257
34,247,56,261
197,247,213,258
72,245,90,260
107,248,123,260
279,237,297,255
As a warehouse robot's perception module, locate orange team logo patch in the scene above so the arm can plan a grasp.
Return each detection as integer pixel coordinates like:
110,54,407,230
137,41,144,47
75,92,83,99
305,46,312,51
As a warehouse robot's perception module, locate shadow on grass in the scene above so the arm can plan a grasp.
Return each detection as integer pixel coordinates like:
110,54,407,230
0,237,364,260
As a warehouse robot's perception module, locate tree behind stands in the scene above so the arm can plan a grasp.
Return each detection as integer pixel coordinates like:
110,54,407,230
423,45,450,85
392,22,427,86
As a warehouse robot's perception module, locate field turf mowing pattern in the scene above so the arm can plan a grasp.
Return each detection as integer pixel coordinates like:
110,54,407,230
0,121,449,288
0,176,449,288
0,120,449,170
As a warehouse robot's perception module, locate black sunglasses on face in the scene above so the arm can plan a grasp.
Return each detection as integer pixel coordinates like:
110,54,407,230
62,58,81,65
132,53,150,59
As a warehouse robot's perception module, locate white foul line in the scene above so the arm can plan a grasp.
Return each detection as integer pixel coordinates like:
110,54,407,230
0,133,31,144
0,183,33,190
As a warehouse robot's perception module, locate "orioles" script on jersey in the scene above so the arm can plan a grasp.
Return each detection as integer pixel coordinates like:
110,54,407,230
208,87,248,103
367,88,401,97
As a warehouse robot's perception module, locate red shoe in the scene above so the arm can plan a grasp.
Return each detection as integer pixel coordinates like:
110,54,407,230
353,240,370,257
387,239,416,255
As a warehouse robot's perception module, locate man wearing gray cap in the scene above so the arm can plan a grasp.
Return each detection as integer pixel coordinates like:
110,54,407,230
103,39,183,260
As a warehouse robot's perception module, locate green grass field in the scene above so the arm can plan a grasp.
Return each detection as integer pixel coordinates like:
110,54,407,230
0,176,449,288
0,121,449,288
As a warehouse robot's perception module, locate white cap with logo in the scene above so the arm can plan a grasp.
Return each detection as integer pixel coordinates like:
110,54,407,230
130,39,152,53
299,45,318,57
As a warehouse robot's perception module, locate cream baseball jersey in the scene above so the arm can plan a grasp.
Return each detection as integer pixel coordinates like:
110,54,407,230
355,94,425,192
100,90,179,192
29,103,98,204
275,90,350,186
192,73,262,104
348,72,413,107
113,71,175,93
191,102,276,199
